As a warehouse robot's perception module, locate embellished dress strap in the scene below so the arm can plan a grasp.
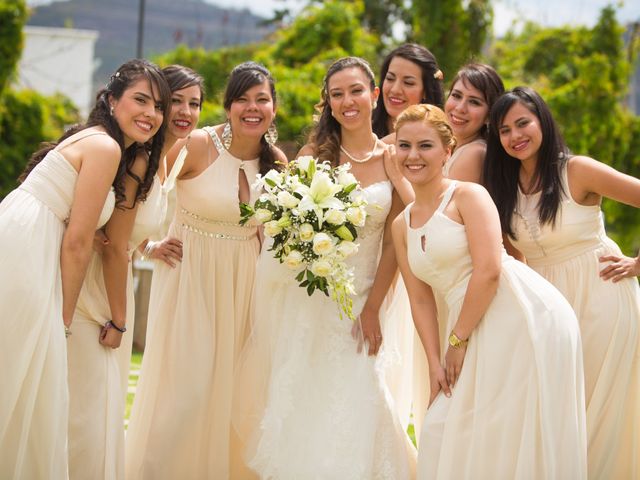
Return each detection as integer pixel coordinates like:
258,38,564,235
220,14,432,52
436,181,458,214
203,126,225,154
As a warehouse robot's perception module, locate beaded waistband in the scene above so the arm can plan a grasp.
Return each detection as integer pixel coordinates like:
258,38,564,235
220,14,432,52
178,207,256,241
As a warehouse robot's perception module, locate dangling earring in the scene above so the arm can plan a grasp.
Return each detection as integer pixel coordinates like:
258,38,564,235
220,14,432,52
372,100,378,109
264,122,278,146
110,105,114,116
222,121,232,150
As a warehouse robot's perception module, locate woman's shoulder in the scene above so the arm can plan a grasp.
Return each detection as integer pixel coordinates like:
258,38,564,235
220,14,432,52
296,143,316,158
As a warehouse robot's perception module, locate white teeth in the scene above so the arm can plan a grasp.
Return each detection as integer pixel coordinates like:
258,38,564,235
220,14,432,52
243,117,261,123
174,120,190,127
449,115,466,125
406,165,425,170
389,97,404,105
135,121,152,131
343,110,358,117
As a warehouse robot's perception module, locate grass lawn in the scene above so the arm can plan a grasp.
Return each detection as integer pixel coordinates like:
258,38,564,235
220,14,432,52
125,350,417,446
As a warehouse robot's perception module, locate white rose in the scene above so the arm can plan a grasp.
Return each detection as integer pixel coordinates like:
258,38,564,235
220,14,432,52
310,259,332,277
325,209,346,225
284,250,304,270
312,232,334,255
337,170,357,187
264,220,283,237
337,241,358,258
299,223,314,242
349,190,366,205
254,208,273,223
277,191,300,209
346,207,366,227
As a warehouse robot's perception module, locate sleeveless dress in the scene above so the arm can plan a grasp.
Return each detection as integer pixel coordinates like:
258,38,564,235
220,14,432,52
68,160,175,479
125,127,261,479
0,144,114,479
241,180,417,479
442,138,485,178
510,165,640,479
406,181,587,480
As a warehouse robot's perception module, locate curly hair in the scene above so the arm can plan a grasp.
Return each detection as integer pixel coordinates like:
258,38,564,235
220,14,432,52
21,59,171,207
224,61,281,174
372,43,444,138
308,57,377,167
395,103,457,152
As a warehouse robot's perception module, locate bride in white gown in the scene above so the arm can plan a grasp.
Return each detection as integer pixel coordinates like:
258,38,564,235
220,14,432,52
234,57,416,480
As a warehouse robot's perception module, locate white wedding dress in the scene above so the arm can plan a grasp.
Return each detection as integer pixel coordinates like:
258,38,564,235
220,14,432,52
235,180,416,480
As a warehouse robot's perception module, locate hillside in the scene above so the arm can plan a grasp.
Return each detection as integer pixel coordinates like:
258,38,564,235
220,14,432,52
28,0,274,86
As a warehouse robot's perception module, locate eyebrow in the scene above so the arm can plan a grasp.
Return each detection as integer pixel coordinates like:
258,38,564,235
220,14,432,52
451,88,485,102
500,117,528,128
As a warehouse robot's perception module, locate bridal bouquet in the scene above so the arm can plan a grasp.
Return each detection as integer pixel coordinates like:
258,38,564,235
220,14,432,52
240,156,367,320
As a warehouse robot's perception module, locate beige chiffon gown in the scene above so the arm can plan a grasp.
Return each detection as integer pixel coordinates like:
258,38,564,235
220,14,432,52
67,161,174,479
406,181,587,479
0,136,114,479
125,127,261,479
511,164,640,479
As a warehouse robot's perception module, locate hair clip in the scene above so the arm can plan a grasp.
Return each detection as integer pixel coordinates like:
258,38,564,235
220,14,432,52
433,69,444,80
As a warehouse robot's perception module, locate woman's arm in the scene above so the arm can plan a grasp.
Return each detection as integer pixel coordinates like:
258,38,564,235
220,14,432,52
99,153,148,348
447,142,486,184
569,156,640,281
392,214,450,403
503,234,526,262
61,136,122,326
445,183,503,387
358,189,404,355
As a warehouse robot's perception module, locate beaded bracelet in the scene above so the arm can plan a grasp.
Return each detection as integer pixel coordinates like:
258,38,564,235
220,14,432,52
105,320,127,333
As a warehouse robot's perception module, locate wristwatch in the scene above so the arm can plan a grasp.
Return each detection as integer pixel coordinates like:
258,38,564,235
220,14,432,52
448,331,468,348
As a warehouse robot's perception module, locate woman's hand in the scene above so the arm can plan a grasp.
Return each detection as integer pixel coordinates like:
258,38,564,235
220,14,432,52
444,345,467,388
428,365,451,406
99,322,123,349
599,254,640,282
352,305,383,356
145,237,183,267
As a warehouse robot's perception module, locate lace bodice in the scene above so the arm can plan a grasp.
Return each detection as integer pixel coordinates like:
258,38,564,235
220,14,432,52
349,180,393,306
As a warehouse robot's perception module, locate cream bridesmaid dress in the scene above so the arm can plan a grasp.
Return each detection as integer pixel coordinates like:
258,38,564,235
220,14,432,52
125,127,261,479
67,152,180,479
511,164,640,479
405,181,587,480
0,134,114,479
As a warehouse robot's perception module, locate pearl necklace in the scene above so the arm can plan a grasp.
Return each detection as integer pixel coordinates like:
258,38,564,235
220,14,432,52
340,134,378,163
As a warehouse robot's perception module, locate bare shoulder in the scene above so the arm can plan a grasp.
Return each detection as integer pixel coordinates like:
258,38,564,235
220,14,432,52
391,209,407,240
567,154,601,175
272,146,289,165
296,143,315,158
380,132,395,145
455,180,490,201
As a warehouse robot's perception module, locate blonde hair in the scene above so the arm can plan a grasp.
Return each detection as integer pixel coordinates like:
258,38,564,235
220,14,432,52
395,104,457,151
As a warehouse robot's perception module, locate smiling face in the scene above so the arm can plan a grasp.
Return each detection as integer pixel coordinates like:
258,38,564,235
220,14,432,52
395,120,450,186
445,78,489,144
498,101,543,165
166,84,201,140
226,79,275,140
327,66,379,132
382,56,425,121
110,78,164,146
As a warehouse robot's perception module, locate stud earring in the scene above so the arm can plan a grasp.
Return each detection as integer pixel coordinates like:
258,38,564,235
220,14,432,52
264,122,278,146
222,121,232,150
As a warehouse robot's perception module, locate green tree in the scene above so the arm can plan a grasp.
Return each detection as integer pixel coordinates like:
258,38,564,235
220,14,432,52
0,0,27,95
157,0,379,148
490,6,640,252
407,0,493,77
